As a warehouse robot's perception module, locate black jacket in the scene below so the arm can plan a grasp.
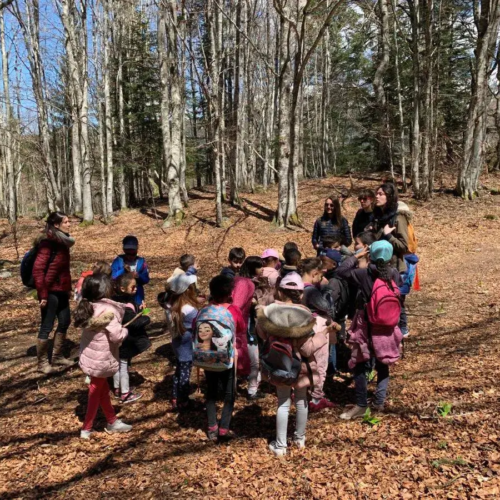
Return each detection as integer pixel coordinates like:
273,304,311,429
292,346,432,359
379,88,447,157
352,209,374,238
112,294,151,359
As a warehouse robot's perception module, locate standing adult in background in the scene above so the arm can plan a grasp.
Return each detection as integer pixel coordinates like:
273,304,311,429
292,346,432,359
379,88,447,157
33,212,75,374
311,197,352,253
370,183,410,273
352,189,375,238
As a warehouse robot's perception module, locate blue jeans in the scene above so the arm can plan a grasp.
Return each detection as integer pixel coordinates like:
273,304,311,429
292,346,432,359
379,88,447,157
353,359,389,407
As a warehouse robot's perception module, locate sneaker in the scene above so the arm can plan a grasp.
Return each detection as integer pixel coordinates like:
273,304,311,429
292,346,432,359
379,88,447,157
207,426,218,442
401,327,410,338
105,419,133,434
247,391,265,401
80,430,92,440
268,441,287,457
340,405,367,420
112,389,120,400
309,398,337,413
293,436,306,449
218,429,236,442
120,391,143,404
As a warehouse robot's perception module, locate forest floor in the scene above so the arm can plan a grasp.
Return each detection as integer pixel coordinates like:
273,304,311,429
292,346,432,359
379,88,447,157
1,173,500,499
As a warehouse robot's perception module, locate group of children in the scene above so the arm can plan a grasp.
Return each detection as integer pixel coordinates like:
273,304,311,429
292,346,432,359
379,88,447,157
74,232,417,456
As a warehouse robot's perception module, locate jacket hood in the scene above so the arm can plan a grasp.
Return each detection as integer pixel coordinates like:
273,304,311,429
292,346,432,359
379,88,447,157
84,311,114,330
257,304,316,339
397,201,413,222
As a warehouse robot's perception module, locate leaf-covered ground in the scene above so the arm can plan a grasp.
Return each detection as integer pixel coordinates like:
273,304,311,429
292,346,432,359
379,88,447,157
1,174,500,499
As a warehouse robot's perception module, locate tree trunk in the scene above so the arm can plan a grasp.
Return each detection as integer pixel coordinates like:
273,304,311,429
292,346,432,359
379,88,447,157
104,0,114,215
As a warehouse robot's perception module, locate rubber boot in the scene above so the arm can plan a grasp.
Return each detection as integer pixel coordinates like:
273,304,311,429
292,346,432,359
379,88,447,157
51,333,74,367
37,339,57,374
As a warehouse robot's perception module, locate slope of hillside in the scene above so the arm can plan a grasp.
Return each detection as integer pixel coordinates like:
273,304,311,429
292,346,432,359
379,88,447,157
1,174,500,498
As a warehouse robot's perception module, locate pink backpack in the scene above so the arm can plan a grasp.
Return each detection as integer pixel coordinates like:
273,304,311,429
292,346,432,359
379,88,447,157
367,278,401,327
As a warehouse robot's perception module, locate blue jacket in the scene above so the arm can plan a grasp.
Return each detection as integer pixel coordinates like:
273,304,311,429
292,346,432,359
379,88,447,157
399,254,419,295
111,255,150,305
312,215,352,248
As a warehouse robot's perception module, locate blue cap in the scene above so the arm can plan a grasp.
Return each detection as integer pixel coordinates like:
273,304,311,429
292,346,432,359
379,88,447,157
324,249,342,264
370,240,393,264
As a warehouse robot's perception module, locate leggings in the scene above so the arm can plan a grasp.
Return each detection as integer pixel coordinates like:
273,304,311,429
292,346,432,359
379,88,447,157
112,359,130,394
172,361,192,403
247,343,261,396
38,291,71,340
205,368,235,430
353,359,390,407
82,377,117,431
275,386,308,449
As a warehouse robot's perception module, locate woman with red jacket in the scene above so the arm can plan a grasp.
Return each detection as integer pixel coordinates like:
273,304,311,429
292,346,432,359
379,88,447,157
33,212,75,374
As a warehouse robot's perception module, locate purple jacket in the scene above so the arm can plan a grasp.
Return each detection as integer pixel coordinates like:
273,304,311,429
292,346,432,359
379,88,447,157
348,310,402,368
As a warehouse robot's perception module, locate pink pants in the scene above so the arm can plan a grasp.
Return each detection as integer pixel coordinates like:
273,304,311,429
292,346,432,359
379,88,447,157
82,377,117,431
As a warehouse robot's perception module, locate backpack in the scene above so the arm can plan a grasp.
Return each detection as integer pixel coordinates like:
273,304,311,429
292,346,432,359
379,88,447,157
407,223,418,253
20,243,57,288
260,337,302,387
322,279,350,322
366,278,401,328
193,304,235,372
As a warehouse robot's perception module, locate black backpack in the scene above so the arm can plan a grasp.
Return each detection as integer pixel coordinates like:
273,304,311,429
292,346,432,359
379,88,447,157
20,242,57,288
322,278,350,322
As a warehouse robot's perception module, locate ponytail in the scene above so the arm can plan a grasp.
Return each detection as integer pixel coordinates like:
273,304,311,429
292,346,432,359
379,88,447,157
375,259,394,289
74,298,94,328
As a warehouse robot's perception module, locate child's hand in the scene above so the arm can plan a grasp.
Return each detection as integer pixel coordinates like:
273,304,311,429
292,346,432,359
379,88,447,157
141,301,146,310
383,224,396,235
355,248,369,260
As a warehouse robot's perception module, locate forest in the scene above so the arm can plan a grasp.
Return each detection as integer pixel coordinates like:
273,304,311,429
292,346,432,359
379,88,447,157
0,0,499,227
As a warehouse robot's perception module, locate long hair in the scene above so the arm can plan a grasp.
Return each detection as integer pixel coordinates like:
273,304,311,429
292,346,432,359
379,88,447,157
239,256,263,278
74,273,114,327
373,259,395,290
276,286,303,304
376,183,399,214
46,211,67,227
170,283,199,334
323,197,342,225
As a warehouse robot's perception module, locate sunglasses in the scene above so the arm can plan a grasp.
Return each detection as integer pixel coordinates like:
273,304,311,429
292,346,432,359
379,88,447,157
358,197,368,202
324,203,334,207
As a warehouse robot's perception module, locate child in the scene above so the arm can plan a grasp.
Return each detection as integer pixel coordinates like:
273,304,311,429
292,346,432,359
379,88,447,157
112,273,152,404
75,273,132,439
336,241,403,420
280,247,302,278
399,253,420,337
168,274,200,410
199,275,241,442
74,261,111,302
261,249,280,287
300,259,337,412
354,231,376,269
111,235,150,307
352,189,375,238
256,273,328,456
320,235,353,261
233,256,264,400
167,254,198,284
221,247,246,278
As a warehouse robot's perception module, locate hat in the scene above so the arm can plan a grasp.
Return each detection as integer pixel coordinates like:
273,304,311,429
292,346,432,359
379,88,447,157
123,235,139,250
261,249,279,260
169,274,197,295
279,272,304,291
370,240,394,264
324,249,342,264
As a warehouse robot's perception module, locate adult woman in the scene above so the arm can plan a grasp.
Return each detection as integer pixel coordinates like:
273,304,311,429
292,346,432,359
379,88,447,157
370,183,410,273
352,189,375,238
311,197,352,251
232,256,264,400
33,212,75,374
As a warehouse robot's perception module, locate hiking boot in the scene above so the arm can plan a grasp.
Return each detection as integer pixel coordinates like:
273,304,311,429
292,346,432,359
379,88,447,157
80,430,92,440
120,391,143,404
340,405,367,420
36,339,57,374
105,419,132,434
51,333,75,367
309,398,337,413
372,403,385,412
247,391,265,401
268,441,287,457
293,436,306,449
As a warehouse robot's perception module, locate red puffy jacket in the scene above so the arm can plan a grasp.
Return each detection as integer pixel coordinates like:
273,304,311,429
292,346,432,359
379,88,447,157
33,238,72,301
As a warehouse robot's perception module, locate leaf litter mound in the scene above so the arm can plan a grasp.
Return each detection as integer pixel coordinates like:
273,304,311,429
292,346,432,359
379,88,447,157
1,174,500,499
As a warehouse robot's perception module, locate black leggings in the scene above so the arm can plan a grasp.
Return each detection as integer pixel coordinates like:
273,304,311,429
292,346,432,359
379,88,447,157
38,292,71,340
205,368,235,430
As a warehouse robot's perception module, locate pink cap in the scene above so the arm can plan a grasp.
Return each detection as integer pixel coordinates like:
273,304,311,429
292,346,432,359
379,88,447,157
279,272,304,291
261,248,279,259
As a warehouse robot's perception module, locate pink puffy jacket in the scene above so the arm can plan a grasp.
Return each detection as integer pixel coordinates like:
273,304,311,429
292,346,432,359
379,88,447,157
79,299,129,378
